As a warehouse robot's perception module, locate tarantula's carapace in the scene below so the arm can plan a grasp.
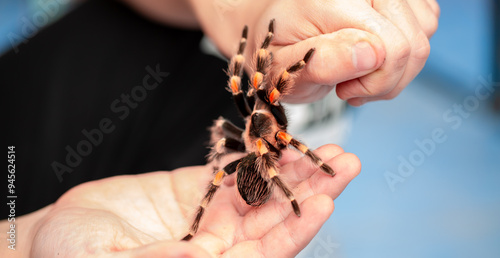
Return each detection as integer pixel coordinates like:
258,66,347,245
182,19,335,241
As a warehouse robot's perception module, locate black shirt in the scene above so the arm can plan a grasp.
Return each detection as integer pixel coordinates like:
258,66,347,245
2,0,240,217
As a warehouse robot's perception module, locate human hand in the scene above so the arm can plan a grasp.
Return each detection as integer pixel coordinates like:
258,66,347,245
188,0,439,105
5,144,360,257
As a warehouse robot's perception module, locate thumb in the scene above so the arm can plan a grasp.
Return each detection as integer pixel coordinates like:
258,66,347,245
270,28,386,103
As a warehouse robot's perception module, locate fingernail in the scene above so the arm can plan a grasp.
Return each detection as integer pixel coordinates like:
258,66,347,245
352,42,377,71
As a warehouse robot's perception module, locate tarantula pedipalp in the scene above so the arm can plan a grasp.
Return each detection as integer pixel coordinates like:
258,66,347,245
182,19,335,241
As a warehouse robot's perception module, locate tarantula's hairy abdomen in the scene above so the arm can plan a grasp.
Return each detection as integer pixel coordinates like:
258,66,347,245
237,153,272,206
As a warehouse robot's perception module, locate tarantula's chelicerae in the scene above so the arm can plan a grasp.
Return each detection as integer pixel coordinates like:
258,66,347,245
182,19,335,241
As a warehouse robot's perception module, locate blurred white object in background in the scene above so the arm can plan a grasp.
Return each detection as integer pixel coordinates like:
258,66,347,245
285,92,351,149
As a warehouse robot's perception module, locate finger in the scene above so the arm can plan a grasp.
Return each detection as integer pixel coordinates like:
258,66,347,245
278,146,306,166
407,0,439,37
337,0,430,104
223,195,334,257
362,0,431,103
240,151,360,240
258,194,334,257
284,144,345,183
346,78,404,106
426,0,441,18
334,12,408,101
189,189,241,253
111,241,211,258
295,152,361,200
269,28,386,103
344,76,408,106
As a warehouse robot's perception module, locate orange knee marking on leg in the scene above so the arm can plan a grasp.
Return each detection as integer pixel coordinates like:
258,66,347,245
230,76,240,93
269,88,280,103
256,138,268,155
234,54,245,63
215,138,226,152
213,170,225,186
252,72,263,89
258,48,268,59
277,131,292,144
281,70,289,81
268,167,278,178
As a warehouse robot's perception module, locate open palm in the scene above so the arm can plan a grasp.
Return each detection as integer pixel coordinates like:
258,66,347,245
30,144,360,257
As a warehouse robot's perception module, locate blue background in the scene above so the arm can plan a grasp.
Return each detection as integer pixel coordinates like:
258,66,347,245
297,1,500,257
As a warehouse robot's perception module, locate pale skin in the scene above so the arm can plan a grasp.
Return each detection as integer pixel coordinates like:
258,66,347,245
2,0,439,256
1,145,360,257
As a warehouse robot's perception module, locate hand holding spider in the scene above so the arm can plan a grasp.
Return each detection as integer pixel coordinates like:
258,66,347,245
5,145,360,257
182,0,439,105
125,0,440,103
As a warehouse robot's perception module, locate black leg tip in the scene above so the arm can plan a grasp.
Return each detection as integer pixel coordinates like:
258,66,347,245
242,25,248,38
292,199,301,217
181,234,193,241
269,19,275,32
303,48,316,63
320,163,335,177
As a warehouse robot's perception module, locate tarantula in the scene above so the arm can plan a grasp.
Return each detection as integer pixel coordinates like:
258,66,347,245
182,19,335,241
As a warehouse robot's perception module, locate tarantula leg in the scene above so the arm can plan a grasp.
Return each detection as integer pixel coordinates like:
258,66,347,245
227,26,252,117
276,131,335,176
272,176,301,217
249,19,275,104
209,117,244,144
270,103,288,128
260,19,275,50
207,137,246,162
256,139,301,217
246,90,256,111
258,48,316,105
182,159,240,241
207,118,246,161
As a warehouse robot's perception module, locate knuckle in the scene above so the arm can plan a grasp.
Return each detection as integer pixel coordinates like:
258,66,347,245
431,0,441,17
392,38,412,70
396,40,412,61
335,85,351,100
412,31,431,60
422,16,439,38
364,76,393,96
